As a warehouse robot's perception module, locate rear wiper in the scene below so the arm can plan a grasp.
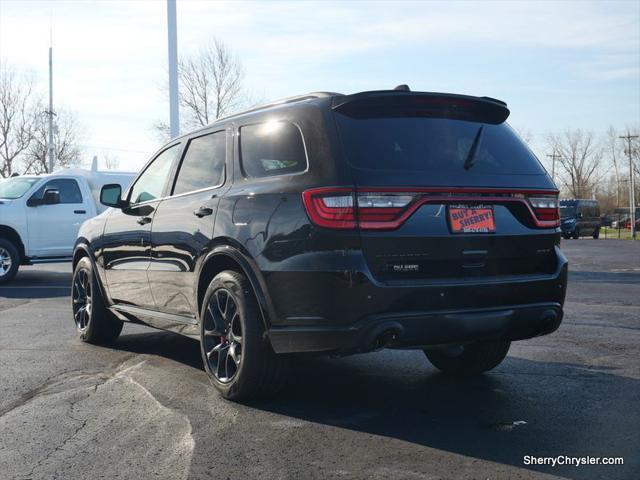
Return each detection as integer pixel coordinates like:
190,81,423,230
463,126,484,170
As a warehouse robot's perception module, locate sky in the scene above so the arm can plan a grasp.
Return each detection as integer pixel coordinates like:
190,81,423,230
0,0,638,172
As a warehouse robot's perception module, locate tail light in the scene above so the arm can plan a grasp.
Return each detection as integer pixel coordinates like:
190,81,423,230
302,187,356,229
303,187,560,230
302,188,416,230
528,195,560,226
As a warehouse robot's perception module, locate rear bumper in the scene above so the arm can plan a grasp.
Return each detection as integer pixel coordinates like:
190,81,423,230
269,302,563,354
264,246,568,354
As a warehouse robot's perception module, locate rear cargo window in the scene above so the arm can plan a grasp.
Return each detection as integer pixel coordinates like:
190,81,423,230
335,115,545,176
239,122,307,178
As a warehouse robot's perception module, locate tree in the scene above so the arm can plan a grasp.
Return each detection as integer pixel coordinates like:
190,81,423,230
154,38,250,140
547,129,603,198
181,38,245,127
0,63,37,178
22,108,82,174
514,126,534,146
605,127,624,208
103,151,119,170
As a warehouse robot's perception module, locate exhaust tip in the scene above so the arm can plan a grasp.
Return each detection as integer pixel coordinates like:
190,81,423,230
371,329,400,351
542,309,559,323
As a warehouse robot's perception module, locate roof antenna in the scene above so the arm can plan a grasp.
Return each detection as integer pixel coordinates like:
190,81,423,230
394,84,411,92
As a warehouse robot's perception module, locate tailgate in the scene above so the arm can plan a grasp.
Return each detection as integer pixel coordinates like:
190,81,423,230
331,92,559,283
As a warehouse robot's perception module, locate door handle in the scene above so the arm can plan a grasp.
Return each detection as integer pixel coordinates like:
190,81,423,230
136,216,152,225
74,210,87,214
194,206,214,218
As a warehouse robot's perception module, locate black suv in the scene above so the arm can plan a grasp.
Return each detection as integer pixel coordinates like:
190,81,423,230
72,88,568,399
559,199,601,239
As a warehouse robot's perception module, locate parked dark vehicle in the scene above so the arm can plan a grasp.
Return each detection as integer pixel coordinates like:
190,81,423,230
612,208,639,229
559,199,601,239
600,215,613,228
71,87,568,399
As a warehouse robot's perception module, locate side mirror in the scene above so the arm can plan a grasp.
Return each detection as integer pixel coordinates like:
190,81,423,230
100,184,124,208
42,188,60,205
577,212,583,219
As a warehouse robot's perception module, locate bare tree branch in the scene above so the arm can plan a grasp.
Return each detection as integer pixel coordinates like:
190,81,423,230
0,62,38,177
153,38,254,142
22,107,83,174
546,129,604,199
103,151,120,170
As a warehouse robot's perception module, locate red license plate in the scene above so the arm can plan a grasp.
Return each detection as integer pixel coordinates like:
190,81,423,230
448,205,496,233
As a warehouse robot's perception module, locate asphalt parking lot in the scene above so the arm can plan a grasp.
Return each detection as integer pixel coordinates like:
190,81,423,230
0,240,638,480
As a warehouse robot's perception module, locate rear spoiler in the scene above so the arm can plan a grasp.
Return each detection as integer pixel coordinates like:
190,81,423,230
331,91,510,124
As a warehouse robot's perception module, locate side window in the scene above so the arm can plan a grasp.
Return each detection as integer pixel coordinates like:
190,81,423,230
239,122,307,178
173,131,225,195
32,179,83,204
129,144,180,204
584,205,593,217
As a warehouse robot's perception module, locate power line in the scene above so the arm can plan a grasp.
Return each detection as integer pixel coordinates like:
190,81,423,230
546,151,562,182
76,144,151,154
619,132,638,239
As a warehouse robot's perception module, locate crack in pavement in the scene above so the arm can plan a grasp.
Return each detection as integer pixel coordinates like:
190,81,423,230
3,355,196,480
0,353,138,419
21,390,92,480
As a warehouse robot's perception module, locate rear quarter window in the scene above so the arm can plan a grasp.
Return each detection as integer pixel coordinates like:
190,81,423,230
239,122,307,178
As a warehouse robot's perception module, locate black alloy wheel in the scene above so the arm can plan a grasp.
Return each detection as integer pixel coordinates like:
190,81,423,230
202,288,243,383
200,270,288,400
71,257,123,344
72,267,93,331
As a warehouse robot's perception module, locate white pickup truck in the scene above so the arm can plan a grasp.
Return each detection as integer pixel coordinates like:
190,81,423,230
0,168,134,283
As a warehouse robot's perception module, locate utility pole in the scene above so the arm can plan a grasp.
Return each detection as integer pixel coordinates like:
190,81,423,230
546,151,561,183
46,45,55,173
167,0,179,138
619,132,638,239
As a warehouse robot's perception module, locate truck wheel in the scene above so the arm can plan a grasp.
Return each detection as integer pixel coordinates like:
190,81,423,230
200,270,288,400
424,340,510,375
0,239,20,284
593,228,600,239
72,257,123,344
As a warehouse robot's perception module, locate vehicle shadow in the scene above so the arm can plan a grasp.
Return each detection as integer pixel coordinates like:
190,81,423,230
256,354,638,479
0,268,71,299
114,330,205,370
110,330,639,480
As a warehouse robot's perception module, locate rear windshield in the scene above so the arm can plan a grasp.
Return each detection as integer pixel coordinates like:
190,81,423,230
334,115,545,175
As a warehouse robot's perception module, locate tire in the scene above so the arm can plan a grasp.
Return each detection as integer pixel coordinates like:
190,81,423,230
424,340,511,375
592,228,600,239
0,238,20,285
71,257,123,344
562,234,571,240
200,270,288,400
572,228,580,239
